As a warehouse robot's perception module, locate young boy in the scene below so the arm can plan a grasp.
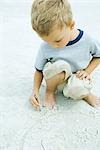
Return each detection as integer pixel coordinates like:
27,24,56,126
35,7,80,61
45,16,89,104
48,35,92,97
29,0,100,109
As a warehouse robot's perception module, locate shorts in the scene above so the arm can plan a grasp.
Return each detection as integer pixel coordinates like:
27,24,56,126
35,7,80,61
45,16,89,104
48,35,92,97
43,60,92,100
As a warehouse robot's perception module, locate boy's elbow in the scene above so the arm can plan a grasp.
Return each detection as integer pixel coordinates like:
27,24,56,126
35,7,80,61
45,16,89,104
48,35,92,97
35,68,43,77
35,67,43,73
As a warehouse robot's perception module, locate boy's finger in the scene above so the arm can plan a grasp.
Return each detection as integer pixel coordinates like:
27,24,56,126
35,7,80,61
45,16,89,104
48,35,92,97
31,101,37,108
76,72,80,77
81,74,87,79
77,70,83,74
33,99,40,106
32,103,40,110
78,74,87,80
79,72,85,77
30,100,40,109
76,72,84,78
76,71,81,74
30,97,39,107
86,76,91,81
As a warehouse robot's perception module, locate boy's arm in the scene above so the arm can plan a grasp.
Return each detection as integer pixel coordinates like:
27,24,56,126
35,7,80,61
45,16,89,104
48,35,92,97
29,70,43,109
33,70,43,95
76,57,100,80
85,57,100,74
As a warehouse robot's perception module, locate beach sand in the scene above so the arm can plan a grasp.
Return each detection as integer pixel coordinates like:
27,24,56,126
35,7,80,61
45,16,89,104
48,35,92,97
0,1,100,150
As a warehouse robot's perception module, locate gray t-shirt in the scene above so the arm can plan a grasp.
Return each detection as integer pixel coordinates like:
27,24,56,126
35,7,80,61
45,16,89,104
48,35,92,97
34,30,100,73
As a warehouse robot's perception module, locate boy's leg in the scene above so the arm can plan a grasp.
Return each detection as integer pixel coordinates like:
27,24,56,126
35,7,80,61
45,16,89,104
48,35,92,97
44,71,67,108
82,93,100,107
63,74,100,107
42,60,72,108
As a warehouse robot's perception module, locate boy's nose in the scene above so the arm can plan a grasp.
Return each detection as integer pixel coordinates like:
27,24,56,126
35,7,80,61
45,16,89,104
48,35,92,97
54,45,59,48
53,44,61,48
54,44,64,48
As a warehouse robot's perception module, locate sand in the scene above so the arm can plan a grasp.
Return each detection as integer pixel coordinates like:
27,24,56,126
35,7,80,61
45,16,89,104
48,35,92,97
0,1,100,150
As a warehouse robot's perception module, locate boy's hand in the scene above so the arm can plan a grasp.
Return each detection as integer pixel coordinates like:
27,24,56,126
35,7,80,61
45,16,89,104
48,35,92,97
76,70,91,80
29,93,40,109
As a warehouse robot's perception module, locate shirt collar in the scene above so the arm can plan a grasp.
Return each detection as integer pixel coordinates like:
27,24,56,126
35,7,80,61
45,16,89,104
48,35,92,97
66,29,83,46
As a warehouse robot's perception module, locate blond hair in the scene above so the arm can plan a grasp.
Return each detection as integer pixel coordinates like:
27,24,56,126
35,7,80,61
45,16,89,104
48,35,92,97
31,0,73,36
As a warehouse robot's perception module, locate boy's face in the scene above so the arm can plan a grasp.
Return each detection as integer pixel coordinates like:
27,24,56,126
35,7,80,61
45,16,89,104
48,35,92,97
41,24,72,48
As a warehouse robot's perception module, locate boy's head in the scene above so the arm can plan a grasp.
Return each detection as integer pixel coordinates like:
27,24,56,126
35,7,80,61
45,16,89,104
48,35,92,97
31,0,75,48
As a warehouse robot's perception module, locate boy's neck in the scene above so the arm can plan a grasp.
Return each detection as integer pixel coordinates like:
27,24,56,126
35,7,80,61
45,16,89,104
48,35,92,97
70,28,80,42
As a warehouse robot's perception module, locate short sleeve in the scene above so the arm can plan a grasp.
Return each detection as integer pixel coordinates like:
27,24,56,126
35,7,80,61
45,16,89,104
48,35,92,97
90,38,100,57
34,44,47,71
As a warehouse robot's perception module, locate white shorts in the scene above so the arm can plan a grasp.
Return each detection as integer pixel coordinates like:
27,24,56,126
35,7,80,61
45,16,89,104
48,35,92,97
43,60,92,100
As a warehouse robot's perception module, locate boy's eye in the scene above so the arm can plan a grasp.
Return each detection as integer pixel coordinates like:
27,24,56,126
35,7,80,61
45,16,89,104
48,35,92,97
56,40,61,43
55,37,63,43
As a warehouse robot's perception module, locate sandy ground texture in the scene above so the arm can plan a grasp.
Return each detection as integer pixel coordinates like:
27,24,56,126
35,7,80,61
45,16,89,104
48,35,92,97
0,0,100,150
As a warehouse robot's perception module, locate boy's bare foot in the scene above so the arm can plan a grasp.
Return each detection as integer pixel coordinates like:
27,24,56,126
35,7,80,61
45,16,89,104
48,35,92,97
43,71,66,109
43,92,56,109
83,93,100,107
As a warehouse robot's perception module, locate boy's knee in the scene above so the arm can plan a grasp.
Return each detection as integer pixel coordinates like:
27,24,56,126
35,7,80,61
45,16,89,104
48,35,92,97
43,60,72,81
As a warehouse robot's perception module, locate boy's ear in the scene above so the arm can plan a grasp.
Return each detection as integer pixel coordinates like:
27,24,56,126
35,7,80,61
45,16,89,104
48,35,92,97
70,20,75,29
